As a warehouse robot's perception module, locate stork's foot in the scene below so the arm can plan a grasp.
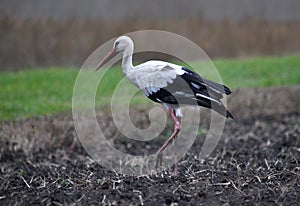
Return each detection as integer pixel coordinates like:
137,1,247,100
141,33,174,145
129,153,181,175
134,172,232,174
156,152,179,176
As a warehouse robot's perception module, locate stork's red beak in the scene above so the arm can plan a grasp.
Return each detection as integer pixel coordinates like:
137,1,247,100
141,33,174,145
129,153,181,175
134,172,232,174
95,47,117,71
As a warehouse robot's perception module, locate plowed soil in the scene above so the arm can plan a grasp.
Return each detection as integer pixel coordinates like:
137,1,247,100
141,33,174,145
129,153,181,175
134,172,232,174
1,86,300,205
1,110,299,205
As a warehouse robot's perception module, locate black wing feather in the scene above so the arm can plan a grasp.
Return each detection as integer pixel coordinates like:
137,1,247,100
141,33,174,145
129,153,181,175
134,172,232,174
146,67,234,119
181,67,232,95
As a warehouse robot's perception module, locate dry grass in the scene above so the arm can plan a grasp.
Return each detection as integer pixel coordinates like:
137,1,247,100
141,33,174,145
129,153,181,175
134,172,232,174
1,16,300,70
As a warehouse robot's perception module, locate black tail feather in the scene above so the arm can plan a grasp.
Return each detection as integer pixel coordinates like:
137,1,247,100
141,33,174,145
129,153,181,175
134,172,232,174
203,79,232,95
226,110,234,119
196,97,234,119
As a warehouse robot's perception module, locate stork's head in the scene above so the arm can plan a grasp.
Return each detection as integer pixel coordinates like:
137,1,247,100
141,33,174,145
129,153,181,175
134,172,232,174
95,36,133,71
114,36,133,53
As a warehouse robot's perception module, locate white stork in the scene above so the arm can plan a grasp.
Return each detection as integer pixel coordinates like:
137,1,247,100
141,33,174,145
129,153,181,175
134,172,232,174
96,36,233,176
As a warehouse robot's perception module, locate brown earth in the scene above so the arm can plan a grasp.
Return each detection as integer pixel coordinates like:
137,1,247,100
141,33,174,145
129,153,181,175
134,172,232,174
0,86,300,205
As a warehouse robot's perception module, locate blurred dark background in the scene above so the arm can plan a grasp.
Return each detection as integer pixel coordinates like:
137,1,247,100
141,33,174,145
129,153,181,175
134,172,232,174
0,0,300,70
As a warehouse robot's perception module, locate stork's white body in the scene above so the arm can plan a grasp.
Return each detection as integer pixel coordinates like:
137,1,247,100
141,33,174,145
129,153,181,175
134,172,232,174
125,60,185,92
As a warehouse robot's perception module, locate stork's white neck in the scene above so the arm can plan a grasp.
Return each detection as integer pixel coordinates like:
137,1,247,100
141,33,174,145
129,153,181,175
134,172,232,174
121,43,134,75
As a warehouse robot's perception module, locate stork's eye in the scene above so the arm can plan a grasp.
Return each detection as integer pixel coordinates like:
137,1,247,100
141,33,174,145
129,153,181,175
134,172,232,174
114,41,120,47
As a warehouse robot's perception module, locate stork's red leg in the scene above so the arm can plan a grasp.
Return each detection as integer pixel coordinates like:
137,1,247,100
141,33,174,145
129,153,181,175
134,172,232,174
156,108,181,176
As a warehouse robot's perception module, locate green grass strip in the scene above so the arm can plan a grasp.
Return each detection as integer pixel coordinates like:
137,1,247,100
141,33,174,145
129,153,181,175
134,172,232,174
1,55,299,121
